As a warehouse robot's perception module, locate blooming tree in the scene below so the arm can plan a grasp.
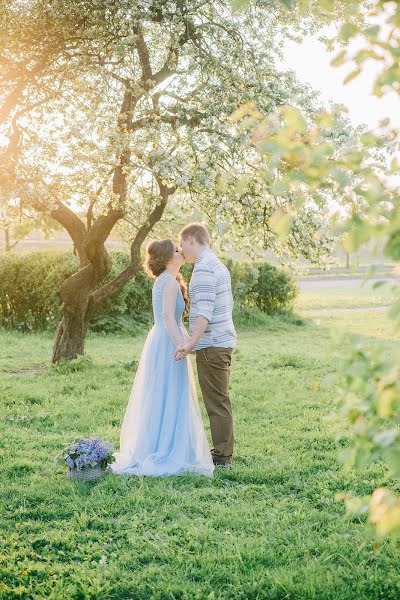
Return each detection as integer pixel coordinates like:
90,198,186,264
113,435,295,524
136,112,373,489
1,0,353,361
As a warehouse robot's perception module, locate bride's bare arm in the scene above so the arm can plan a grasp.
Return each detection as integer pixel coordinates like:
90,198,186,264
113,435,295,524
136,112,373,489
162,278,186,347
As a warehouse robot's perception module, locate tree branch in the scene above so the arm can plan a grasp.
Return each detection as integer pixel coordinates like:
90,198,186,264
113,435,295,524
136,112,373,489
83,208,124,261
50,202,89,266
135,13,199,91
136,29,153,81
86,167,115,231
0,56,53,124
128,110,206,132
87,178,176,311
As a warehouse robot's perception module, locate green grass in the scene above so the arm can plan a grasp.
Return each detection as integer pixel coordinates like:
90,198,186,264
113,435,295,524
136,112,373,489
1,307,400,599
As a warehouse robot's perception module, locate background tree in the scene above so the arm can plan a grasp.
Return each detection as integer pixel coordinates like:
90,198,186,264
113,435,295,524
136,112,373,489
0,206,60,252
1,0,356,363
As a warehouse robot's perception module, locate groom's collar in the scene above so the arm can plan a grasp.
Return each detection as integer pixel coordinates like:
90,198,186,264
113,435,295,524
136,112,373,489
195,247,212,264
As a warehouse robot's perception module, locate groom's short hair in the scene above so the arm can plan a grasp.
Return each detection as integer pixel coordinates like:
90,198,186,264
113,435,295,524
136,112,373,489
180,222,210,245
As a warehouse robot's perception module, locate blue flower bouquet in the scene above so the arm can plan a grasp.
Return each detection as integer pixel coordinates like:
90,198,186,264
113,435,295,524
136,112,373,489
55,436,115,480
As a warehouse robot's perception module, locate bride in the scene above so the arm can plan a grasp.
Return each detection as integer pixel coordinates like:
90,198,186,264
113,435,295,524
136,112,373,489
108,239,215,477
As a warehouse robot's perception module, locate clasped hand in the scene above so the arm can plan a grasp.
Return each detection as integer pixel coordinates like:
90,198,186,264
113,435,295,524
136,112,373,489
174,342,194,361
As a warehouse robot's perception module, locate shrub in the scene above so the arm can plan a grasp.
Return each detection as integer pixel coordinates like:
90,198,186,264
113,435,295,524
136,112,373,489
0,249,297,332
0,249,155,333
254,262,298,314
226,259,297,314
225,259,259,310
0,250,79,331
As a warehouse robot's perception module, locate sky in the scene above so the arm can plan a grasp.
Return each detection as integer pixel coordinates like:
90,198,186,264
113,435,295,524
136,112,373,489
279,31,400,132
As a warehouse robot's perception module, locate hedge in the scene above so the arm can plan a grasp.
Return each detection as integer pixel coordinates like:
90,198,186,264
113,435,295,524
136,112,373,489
0,250,298,332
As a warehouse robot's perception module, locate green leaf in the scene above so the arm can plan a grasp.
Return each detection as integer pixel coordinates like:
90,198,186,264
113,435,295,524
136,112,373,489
231,0,251,12
343,67,362,85
270,179,290,195
354,49,384,65
384,449,400,478
353,445,371,470
384,231,400,261
388,298,400,320
343,218,371,253
319,0,334,10
281,107,307,133
278,0,293,8
270,211,293,238
263,169,275,182
256,140,278,154
390,157,399,173
364,25,380,39
234,175,251,195
330,49,347,68
379,66,400,86
340,23,359,42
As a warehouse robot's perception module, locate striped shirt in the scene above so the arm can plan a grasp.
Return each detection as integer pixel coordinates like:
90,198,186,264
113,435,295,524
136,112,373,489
189,248,237,351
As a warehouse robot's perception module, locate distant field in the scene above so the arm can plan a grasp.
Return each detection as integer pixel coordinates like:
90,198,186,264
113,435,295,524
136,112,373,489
296,277,398,311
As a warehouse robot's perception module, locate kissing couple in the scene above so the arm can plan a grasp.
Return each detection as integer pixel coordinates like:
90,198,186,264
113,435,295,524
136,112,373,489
108,222,237,477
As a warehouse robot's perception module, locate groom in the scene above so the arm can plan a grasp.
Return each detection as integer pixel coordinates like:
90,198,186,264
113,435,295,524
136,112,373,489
175,223,237,468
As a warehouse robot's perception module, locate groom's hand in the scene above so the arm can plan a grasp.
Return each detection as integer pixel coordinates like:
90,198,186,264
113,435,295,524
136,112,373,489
175,342,194,361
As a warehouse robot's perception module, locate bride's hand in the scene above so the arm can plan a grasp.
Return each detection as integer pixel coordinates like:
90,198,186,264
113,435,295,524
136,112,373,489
175,342,193,360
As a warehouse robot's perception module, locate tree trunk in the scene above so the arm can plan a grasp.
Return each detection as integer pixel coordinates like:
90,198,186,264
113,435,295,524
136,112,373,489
50,239,113,363
4,227,10,251
52,295,90,362
51,265,97,363
3,227,19,252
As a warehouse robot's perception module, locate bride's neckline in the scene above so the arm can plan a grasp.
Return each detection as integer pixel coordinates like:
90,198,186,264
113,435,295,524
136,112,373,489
158,271,177,279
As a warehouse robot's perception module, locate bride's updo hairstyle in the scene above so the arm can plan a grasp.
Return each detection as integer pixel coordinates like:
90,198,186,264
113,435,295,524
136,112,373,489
144,239,189,316
144,239,174,278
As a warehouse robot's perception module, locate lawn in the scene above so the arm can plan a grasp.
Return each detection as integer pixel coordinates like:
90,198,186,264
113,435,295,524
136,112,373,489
1,298,399,599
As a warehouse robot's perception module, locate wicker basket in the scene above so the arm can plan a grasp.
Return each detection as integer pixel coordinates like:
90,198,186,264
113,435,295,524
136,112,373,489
66,465,105,481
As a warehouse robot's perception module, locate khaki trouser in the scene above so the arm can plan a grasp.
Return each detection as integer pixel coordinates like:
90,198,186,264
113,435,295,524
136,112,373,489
195,346,234,463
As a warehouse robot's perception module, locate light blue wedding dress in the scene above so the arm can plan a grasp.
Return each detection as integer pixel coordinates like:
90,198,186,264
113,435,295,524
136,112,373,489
109,271,215,477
